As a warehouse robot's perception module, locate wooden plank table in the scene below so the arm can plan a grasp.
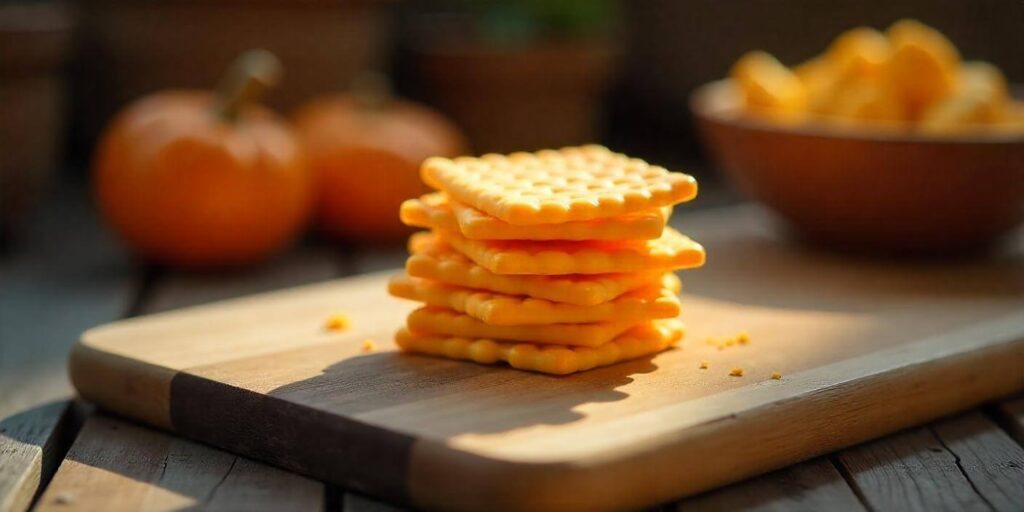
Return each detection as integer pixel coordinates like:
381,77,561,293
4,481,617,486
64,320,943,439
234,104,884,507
3,182,1023,512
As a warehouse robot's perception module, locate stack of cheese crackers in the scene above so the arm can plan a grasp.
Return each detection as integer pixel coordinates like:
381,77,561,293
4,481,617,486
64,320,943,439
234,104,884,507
389,145,705,375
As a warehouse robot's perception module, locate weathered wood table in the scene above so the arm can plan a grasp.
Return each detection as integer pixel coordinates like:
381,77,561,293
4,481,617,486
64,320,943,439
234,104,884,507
3,181,1023,512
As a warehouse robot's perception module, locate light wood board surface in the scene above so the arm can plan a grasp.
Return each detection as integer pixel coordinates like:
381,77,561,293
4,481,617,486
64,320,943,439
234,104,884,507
67,206,1024,511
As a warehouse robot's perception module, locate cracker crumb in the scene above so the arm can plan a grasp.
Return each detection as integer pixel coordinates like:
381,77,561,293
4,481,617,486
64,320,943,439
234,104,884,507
771,371,782,380
361,339,377,353
324,313,350,331
729,367,744,377
699,360,709,369
706,331,751,350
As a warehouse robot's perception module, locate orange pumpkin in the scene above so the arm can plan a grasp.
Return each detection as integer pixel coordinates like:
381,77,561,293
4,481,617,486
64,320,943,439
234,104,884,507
94,51,312,267
293,74,467,242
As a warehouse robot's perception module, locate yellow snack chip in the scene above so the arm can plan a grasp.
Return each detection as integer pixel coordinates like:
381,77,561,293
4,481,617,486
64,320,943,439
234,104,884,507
406,306,636,347
827,81,906,126
394,319,684,375
406,232,668,306
389,273,681,326
885,19,960,112
959,61,1009,104
434,227,705,275
919,62,1010,133
730,50,808,116
401,192,669,241
825,27,891,81
795,57,841,114
920,95,1001,133
421,145,697,226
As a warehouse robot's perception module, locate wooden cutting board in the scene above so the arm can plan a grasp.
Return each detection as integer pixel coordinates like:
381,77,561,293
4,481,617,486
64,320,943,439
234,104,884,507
69,206,1024,512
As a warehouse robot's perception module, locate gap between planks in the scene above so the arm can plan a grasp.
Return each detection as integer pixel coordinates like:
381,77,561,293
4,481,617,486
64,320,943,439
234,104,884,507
833,410,1024,512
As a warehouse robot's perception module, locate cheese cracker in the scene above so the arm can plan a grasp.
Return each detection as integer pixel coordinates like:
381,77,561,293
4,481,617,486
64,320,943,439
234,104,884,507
406,306,636,347
389,274,682,325
395,319,684,375
421,145,697,225
436,227,705,275
401,192,669,241
406,233,666,306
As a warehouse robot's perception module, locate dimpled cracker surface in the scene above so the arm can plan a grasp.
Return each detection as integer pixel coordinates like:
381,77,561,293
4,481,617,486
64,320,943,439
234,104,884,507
400,193,669,241
406,306,636,347
389,274,682,325
420,145,697,225
406,233,665,306
395,319,684,375
437,227,705,275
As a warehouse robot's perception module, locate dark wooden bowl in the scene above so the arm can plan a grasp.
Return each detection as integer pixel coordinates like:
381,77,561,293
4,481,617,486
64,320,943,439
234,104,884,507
692,80,1024,254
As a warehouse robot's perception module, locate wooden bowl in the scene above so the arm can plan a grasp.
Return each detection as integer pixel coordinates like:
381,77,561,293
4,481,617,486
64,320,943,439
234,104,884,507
692,80,1024,254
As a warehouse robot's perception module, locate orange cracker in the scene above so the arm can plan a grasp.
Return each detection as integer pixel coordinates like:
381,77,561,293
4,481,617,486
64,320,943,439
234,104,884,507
389,274,681,325
406,306,636,347
434,227,705,275
401,192,670,241
406,233,666,306
395,319,684,375
421,145,697,225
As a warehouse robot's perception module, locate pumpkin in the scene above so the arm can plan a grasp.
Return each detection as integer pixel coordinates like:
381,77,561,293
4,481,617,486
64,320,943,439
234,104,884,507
94,50,312,267
293,74,467,242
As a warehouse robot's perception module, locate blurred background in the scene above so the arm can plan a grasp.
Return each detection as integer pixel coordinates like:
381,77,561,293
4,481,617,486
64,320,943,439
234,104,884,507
2,0,1023,252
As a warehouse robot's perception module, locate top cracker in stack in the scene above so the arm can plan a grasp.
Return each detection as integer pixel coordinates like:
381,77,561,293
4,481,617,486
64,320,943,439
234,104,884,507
389,145,705,375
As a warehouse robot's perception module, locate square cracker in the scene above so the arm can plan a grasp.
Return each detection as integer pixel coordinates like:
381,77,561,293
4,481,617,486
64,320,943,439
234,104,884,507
433,227,705,275
406,233,667,306
421,145,697,225
406,306,638,347
389,274,682,325
395,319,684,375
401,192,669,241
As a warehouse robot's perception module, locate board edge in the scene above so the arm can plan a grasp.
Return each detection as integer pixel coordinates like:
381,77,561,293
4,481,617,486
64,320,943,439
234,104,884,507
404,334,1024,512
68,338,176,430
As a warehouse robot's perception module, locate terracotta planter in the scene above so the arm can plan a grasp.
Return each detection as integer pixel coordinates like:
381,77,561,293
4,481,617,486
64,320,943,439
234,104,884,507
73,0,390,152
416,41,616,153
0,3,72,234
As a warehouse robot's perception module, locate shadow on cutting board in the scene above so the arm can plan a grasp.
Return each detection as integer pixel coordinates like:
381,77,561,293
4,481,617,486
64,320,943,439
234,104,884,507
268,350,662,437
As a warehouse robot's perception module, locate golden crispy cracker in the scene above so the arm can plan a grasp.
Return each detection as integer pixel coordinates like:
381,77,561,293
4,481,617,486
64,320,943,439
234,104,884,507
421,145,697,225
406,233,666,306
436,227,705,275
401,193,669,241
389,274,681,325
406,306,636,347
395,319,684,375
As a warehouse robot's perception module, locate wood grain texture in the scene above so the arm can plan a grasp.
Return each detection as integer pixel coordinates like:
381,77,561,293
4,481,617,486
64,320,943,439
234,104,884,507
41,246,340,511
0,184,135,512
66,206,1024,512
35,415,322,512
675,458,866,512
836,412,1024,512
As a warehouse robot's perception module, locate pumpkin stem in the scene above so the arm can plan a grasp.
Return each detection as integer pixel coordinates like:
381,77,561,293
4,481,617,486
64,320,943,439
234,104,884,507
351,71,393,110
213,49,282,123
